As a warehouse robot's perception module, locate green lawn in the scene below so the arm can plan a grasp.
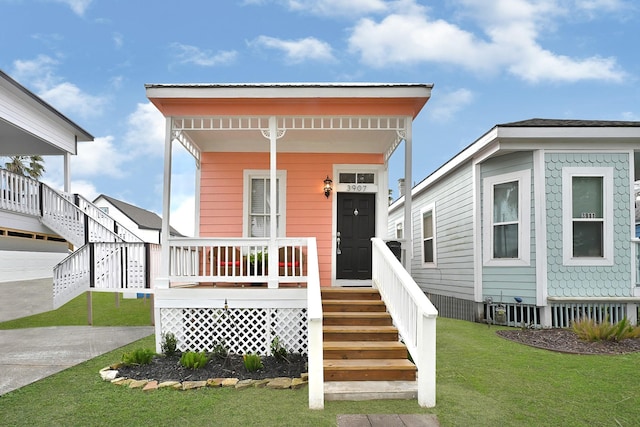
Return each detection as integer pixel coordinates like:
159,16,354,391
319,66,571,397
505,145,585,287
0,291,153,329
1,297,639,426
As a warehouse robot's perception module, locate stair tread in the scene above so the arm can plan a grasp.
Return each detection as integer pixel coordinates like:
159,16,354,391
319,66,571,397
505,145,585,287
324,312,390,317
324,359,416,369
324,325,398,331
324,341,406,349
323,299,385,304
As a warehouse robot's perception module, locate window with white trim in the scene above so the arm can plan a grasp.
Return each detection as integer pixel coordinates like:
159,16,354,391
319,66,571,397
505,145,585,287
244,171,286,237
483,170,531,266
421,204,436,266
562,167,613,266
395,220,403,239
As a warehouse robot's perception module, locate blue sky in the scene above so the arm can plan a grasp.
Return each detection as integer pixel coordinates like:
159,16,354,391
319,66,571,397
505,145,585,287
2,0,639,236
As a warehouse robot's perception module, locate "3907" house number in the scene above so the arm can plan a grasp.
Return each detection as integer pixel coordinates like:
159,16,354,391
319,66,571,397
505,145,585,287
346,184,368,192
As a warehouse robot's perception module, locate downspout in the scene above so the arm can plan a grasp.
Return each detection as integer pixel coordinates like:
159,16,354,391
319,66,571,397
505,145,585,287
268,116,278,288
404,117,413,274
64,150,72,193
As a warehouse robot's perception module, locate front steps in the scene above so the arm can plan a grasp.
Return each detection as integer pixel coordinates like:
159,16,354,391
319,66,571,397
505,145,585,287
321,287,417,393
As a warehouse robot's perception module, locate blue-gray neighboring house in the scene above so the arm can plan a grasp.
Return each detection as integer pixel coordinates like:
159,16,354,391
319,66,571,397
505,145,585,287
389,119,640,328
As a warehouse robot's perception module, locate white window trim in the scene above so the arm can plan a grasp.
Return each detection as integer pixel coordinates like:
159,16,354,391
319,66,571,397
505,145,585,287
420,203,437,268
562,167,613,266
395,219,404,240
483,169,531,267
242,170,287,238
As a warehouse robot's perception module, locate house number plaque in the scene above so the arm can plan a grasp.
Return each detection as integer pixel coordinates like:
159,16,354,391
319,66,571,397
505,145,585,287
346,184,368,192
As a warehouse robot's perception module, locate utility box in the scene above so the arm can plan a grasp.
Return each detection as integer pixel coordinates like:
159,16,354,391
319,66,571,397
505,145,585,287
385,240,403,262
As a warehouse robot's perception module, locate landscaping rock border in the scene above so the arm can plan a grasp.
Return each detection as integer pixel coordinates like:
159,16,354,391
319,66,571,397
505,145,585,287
99,365,308,392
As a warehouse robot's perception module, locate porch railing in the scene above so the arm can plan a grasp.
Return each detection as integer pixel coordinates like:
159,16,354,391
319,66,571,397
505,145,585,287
53,242,160,308
371,237,438,408
305,238,324,410
167,237,308,285
74,193,143,243
0,168,40,216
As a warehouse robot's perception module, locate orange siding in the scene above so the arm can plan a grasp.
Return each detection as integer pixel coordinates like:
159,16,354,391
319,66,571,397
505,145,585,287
199,152,383,285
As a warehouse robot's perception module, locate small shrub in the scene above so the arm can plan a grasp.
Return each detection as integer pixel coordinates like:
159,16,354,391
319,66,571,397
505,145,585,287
161,332,177,356
243,353,263,372
270,336,288,361
572,317,640,342
212,340,229,360
122,348,155,366
180,351,209,369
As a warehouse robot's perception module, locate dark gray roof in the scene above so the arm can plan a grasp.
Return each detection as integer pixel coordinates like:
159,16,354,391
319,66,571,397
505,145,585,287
499,118,640,127
94,194,184,237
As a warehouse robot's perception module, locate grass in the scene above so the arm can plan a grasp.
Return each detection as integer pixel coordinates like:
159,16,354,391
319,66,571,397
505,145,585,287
0,291,153,329
1,297,640,426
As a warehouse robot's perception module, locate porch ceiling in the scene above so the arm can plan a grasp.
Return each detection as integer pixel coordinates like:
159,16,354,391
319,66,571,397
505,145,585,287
0,118,70,156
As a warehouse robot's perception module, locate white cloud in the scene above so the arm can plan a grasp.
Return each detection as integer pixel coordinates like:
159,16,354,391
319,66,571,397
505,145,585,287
170,195,195,237
251,36,336,63
12,55,108,118
348,0,626,83
70,179,98,200
113,32,124,49
286,0,388,16
72,136,126,178
171,43,237,67
124,103,166,157
50,0,93,16
428,88,474,122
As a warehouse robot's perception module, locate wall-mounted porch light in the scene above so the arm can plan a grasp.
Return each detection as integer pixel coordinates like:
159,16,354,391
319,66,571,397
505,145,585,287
323,175,333,198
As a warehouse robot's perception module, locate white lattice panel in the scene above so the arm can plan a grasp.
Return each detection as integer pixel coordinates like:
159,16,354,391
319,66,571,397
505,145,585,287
160,307,308,355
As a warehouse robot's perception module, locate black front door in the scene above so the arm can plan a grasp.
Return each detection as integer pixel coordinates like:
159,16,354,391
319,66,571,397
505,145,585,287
336,192,376,280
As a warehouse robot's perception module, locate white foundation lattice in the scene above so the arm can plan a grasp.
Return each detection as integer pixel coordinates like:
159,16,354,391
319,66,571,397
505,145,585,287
160,307,308,355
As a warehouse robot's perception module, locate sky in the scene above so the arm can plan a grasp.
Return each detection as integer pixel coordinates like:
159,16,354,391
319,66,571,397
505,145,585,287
1,0,639,236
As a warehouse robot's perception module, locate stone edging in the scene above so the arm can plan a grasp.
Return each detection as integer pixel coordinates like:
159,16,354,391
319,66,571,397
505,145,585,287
99,364,309,392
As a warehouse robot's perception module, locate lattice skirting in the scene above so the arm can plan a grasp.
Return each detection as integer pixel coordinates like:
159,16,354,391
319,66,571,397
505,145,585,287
159,307,308,355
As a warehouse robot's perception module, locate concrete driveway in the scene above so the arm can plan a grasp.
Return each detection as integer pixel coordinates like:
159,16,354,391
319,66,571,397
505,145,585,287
0,279,153,395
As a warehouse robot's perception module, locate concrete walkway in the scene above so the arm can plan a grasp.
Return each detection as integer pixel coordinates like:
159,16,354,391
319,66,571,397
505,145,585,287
337,414,440,426
0,278,154,395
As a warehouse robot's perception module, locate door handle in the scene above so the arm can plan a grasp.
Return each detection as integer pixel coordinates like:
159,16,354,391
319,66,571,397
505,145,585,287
336,231,341,255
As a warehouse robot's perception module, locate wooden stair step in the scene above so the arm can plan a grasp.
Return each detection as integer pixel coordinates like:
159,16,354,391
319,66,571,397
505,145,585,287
323,325,398,341
324,341,408,359
321,287,381,300
323,311,392,326
324,359,416,381
322,299,386,312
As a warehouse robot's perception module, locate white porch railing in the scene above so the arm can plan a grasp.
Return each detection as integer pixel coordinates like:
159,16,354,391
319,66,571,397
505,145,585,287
53,242,160,308
0,168,40,216
74,194,143,243
167,237,307,286
306,238,324,410
371,237,438,408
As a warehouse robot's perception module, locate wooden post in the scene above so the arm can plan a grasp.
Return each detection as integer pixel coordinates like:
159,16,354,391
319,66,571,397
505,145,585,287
87,291,93,325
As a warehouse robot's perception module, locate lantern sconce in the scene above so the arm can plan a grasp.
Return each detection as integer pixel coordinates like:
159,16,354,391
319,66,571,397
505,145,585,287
323,175,333,198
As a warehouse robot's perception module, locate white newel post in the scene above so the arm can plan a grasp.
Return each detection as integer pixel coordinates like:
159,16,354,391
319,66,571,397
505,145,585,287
417,312,437,408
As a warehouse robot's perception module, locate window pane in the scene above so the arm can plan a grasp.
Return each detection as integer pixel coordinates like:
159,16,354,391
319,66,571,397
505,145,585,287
493,224,518,258
357,173,375,183
572,177,603,219
423,239,433,263
251,178,265,214
494,181,518,223
573,222,603,257
423,211,433,238
396,222,403,239
339,173,356,183
250,216,267,237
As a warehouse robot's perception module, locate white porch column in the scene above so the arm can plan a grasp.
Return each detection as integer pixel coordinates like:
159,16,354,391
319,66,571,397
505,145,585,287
63,152,71,192
157,117,173,289
268,116,278,288
404,117,413,274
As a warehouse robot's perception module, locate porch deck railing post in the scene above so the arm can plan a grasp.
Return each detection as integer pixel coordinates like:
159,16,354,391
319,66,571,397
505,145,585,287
305,237,324,409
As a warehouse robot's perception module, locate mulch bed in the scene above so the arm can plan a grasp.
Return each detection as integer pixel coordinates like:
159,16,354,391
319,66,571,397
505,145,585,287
117,353,308,382
497,328,640,355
